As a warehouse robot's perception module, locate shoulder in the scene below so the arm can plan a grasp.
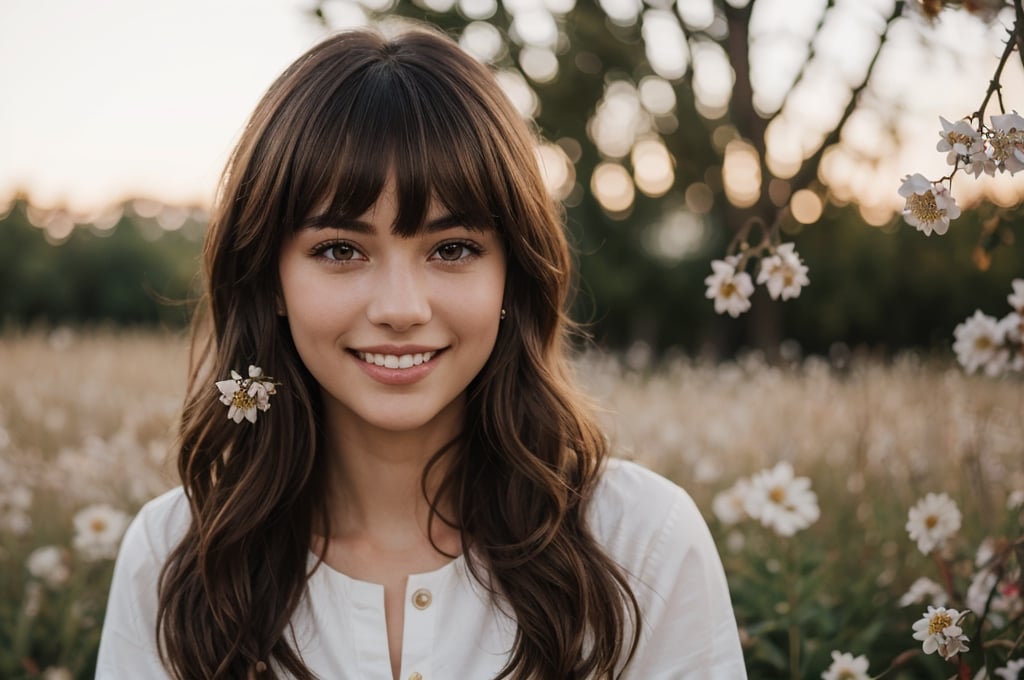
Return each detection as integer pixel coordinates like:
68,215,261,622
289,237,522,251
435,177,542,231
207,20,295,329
96,487,191,677
105,486,191,603
589,459,748,678
120,486,191,566
588,458,710,575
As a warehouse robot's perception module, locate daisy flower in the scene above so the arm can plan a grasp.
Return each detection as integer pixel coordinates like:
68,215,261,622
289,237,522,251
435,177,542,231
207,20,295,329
906,492,961,555
743,462,820,537
911,606,970,660
899,576,949,608
704,258,755,318
898,173,961,236
821,650,870,680
26,545,70,587
72,503,131,561
953,311,1009,376
216,365,279,424
712,478,751,525
757,243,810,301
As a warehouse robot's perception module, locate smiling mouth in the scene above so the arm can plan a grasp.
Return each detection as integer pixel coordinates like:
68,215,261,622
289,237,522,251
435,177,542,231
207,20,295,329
353,350,440,369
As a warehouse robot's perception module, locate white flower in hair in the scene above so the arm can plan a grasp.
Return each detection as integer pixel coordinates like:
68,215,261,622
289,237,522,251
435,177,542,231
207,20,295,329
216,365,279,424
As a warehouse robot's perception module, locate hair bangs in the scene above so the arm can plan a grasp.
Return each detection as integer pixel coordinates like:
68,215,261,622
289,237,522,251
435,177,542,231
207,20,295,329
284,47,501,238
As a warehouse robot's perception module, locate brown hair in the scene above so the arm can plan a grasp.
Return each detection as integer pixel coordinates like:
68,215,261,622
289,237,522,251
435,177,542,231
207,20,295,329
157,25,640,679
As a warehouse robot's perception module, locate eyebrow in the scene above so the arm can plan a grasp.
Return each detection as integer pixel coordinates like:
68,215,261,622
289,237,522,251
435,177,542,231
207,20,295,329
298,213,483,234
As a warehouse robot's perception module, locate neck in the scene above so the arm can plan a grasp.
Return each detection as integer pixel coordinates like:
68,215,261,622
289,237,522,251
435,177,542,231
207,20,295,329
320,397,462,552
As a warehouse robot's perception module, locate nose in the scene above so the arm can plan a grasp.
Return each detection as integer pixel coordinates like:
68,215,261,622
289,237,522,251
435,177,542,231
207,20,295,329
365,262,432,332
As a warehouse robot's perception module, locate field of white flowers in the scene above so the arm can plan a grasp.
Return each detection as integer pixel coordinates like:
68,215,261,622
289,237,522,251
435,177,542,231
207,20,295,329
1,330,1021,679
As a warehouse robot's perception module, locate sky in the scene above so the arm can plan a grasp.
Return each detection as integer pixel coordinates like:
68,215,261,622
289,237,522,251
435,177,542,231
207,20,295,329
2,0,1024,218
0,0,344,213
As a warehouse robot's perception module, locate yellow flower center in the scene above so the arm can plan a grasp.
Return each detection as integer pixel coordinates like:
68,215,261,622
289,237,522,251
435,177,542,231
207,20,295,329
769,487,786,503
720,281,737,298
231,389,256,411
974,336,993,351
947,131,973,147
90,518,108,533
928,612,953,635
925,514,938,529
907,191,942,223
836,671,858,680
989,130,1024,162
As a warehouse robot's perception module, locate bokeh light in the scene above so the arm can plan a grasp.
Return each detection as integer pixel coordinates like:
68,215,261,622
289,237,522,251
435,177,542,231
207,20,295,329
591,161,635,215
790,188,823,224
631,138,675,197
722,139,761,208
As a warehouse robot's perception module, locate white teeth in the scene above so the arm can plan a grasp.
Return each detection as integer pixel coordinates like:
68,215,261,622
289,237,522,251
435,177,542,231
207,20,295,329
356,351,436,369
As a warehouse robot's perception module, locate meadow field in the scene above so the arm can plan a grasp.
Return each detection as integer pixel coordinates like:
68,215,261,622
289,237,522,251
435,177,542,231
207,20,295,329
1,331,1021,679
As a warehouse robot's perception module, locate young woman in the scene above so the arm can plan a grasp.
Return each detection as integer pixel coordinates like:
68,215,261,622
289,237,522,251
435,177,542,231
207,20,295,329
97,25,746,680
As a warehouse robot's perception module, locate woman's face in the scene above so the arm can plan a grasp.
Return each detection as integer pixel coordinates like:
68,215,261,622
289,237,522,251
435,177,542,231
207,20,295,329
278,178,507,437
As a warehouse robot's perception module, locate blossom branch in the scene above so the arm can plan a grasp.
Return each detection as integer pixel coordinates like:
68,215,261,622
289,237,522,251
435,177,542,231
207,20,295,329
972,25,1017,122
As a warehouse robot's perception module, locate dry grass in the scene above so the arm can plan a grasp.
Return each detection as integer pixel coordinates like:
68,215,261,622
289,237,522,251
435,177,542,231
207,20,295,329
1,330,1021,679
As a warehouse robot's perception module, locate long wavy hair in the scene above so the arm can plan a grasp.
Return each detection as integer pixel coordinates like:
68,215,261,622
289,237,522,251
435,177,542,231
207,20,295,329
157,26,640,679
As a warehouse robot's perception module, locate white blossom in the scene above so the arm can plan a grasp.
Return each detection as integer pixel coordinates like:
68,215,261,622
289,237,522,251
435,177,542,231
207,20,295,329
912,606,970,660
899,577,949,608
704,258,754,318
42,668,73,680
899,173,961,236
906,492,961,555
26,545,70,587
987,112,1024,175
995,658,1024,680
953,311,1009,376
216,365,278,424
757,243,810,301
1008,489,1024,510
821,650,870,680
937,116,983,166
1009,279,1024,313
743,462,820,536
72,503,131,561
967,568,1023,627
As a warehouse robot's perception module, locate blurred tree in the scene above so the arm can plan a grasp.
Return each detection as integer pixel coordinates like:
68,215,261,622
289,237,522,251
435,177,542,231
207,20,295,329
309,0,1023,355
0,199,202,329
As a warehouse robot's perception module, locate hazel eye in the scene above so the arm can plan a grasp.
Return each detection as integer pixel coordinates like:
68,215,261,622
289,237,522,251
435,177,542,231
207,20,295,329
324,243,357,261
434,240,483,263
436,243,467,261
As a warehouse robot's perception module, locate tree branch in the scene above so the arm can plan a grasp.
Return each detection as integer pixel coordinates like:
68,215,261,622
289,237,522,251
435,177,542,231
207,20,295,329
786,1,904,197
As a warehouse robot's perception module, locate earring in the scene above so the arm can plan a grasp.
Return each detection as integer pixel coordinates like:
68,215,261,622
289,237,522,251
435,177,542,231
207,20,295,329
500,308,507,320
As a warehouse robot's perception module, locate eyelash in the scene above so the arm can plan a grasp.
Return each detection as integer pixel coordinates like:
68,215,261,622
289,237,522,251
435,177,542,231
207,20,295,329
309,239,485,266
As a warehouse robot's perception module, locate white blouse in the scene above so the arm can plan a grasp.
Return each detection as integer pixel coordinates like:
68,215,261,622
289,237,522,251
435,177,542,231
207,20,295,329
97,459,747,679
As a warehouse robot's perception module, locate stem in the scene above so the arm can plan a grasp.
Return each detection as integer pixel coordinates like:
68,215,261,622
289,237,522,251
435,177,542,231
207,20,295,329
1014,0,1024,73
787,540,800,680
972,26,1017,122
931,551,956,599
